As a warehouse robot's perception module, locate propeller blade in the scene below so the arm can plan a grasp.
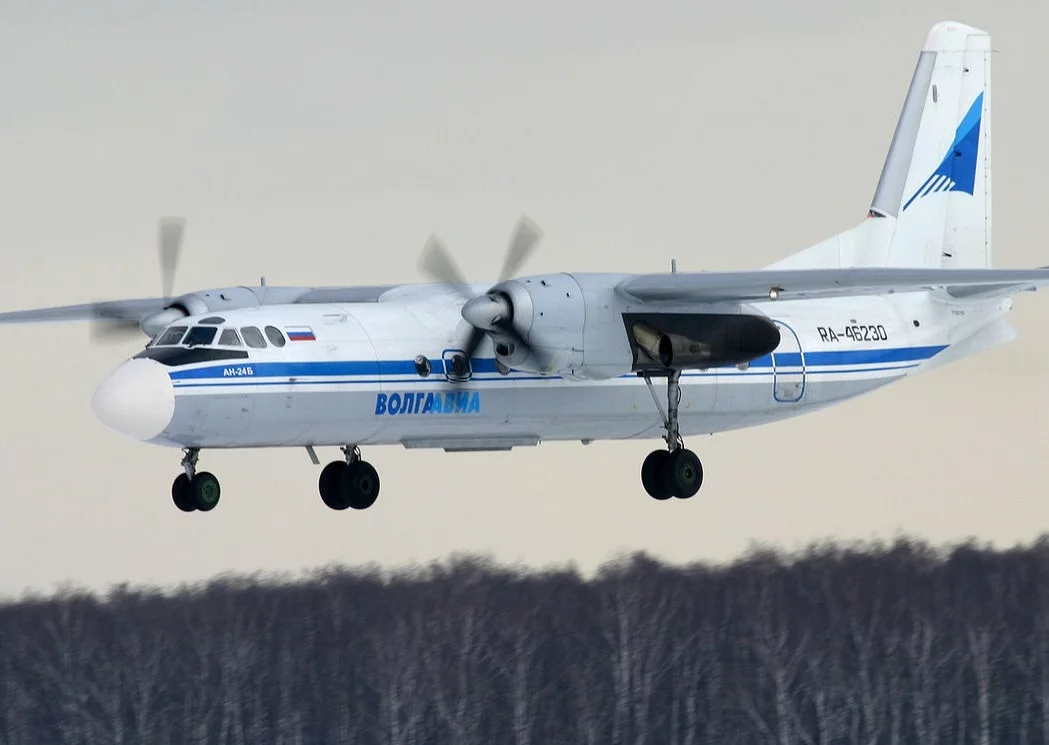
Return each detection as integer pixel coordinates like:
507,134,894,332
498,215,542,283
418,215,547,369
85,298,148,344
89,318,143,343
158,216,185,301
462,326,487,361
418,235,474,300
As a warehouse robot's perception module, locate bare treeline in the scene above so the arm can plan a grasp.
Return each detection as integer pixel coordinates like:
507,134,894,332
2,537,1048,744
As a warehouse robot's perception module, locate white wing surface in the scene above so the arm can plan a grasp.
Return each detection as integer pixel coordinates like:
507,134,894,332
617,267,1049,303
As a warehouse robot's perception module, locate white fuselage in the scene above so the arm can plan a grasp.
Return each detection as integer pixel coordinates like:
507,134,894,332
89,279,1012,453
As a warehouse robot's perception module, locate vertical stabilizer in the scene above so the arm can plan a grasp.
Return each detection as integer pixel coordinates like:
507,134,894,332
766,21,992,271
875,21,992,268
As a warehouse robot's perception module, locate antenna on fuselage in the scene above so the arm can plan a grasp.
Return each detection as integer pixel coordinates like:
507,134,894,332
260,276,266,287
671,258,678,274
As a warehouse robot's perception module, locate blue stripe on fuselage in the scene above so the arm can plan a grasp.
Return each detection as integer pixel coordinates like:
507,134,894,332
169,357,503,380
747,344,946,368
167,344,947,385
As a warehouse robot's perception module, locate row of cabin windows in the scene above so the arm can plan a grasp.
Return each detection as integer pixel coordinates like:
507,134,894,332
153,324,288,349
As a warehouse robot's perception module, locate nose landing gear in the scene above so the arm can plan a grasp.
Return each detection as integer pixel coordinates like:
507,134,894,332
318,445,381,511
171,448,221,512
641,371,704,500
168,445,380,514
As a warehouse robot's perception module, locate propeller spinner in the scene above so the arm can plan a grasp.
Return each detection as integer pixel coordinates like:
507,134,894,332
417,215,550,371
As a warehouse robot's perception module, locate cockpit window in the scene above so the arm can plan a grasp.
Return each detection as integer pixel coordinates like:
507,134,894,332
218,328,242,346
135,347,249,366
150,323,275,351
183,326,217,347
241,326,267,348
154,326,187,346
265,326,286,347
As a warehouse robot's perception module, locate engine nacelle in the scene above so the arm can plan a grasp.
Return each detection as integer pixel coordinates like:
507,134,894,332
484,273,782,379
484,273,588,376
484,272,649,380
138,286,265,337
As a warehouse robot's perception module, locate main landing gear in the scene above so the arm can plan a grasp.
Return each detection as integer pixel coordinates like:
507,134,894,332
318,446,381,511
172,448,222,512
640,370,704,501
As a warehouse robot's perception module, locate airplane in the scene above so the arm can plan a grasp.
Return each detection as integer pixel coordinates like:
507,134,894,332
2,20,1047,514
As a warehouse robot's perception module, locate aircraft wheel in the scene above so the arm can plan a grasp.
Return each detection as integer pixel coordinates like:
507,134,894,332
341,460,380,510
641,450,673,500
319,461,349,510
664,449,703,499
190,472,221,512
172,473,196,512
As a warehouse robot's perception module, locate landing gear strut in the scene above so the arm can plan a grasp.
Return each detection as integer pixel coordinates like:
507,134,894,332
318,445,381,511
171,448,222,512
641,371,704,500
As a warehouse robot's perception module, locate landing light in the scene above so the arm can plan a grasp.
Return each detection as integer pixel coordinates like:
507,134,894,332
769,286,783,300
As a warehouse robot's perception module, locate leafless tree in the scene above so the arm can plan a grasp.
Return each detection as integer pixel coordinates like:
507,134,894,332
418,558,498,744
0,613,34,745
370,611,428,745
4,537,1049,745
599,556,679,745
30,592,103,745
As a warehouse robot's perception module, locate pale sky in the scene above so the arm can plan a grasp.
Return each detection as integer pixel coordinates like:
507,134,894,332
1,0,1047,597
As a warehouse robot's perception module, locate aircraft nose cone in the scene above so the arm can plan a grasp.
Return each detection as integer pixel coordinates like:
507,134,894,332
91,358,175,441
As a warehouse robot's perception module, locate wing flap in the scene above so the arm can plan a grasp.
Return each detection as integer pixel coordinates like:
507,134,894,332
617,267,1049,303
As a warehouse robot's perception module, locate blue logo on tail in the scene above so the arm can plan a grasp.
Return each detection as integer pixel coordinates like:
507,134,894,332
902,92,984,212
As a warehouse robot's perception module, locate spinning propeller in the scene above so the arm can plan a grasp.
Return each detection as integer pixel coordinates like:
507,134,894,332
418,215,550,370
90,217,186,342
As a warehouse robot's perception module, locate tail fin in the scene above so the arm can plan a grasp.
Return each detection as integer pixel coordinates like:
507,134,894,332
768,21,992,271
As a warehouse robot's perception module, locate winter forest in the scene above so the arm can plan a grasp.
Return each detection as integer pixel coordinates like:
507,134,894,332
2,538,1048,745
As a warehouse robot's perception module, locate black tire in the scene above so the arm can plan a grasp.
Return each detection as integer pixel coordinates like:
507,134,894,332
663,449,703,499
340,460,380,510
191,472,221,512
172,473,196,512
641,450,673,500
319,461,349,510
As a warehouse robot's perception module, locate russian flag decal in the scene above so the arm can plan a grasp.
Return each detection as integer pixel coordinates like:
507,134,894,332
286,326,316,342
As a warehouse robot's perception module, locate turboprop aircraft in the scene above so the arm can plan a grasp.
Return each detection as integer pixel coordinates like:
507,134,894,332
2,20,1047,514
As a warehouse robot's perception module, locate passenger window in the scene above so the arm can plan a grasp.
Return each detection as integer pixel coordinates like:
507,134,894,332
218,328,242,346
183,326,217,347
154,326,187,346
240,326,267,348
265,325,286,347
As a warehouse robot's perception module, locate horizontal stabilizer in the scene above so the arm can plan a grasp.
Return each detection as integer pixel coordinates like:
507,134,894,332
617,266,1049,304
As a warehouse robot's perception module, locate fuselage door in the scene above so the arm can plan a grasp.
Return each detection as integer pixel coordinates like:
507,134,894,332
771,321,806,403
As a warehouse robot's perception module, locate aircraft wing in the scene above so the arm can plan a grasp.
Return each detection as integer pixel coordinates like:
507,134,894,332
0,297,169,324
617,267,1049,303
0,285,401,326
